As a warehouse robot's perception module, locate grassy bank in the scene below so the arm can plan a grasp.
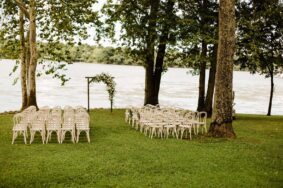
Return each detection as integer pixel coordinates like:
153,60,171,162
0,109,282,187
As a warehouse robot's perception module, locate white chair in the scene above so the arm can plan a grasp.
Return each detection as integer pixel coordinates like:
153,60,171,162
46,114,62,143
12,113,28,144
163,116,178,139
61,114,76,143
131,108,139,129
125,109,130,123
195,111,207,134
75,112,90,143
30,112,46,144
185,111,199,135
22,106,37,128
178,118,193,140
147,114,166,139
178,113,194,140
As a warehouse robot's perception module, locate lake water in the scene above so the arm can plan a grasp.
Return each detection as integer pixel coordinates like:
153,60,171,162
0,59,282,115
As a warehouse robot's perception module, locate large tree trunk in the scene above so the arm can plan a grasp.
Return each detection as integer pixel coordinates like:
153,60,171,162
208,0,236,138
19,6,28,111
152,0,175,105
267,68,274,116
144,0,160,105
26,30,30,97
197,41,207,111
205,43,217,117
153,37,166,105
27,0,38,108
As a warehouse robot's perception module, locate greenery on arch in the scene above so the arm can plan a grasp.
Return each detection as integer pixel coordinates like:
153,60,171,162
90,73,116,111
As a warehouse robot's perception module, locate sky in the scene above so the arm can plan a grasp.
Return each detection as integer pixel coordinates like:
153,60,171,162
82,0,120,47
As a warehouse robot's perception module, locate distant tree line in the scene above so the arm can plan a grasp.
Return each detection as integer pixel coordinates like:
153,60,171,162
0,41,196,68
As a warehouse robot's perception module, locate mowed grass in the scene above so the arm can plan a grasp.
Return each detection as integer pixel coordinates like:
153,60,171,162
0,109,282,188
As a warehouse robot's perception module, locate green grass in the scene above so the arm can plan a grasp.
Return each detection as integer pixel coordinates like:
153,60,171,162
0,109,282,188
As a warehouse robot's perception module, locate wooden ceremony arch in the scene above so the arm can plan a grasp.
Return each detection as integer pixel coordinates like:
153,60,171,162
85,73,116,112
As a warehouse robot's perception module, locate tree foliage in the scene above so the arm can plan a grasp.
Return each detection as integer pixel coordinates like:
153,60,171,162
236,0,283,115
0,0,99,109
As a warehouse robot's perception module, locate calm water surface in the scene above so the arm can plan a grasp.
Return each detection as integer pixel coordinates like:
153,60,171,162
0,59,282,115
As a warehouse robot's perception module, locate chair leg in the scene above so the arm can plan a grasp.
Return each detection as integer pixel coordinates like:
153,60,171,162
41,131,45,144
186,129,188,138
144,127,148,136
174,128,178,139
12,131,17,144
25,130,29,138
180,129,184,139
86,131,90,143
61,131,65,143
151,127,155,139
196,125,199,135
46,131,50,144
57,131,61,143
49,131,52,141
72,130,75,143
140,125,144,133
30,131,35,144
23,131,27,144
76,130,80,143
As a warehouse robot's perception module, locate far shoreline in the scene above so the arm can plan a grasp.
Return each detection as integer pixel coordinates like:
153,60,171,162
1,58,249,72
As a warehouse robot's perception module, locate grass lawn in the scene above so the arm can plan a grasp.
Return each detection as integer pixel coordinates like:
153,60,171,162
0,109,282,187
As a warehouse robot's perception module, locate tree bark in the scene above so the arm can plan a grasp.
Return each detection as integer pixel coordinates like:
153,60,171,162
26,30,30,97
144,0,160,105
267,67,274,116
152,0,175,105
205,43,217,117
15,0,30,19
209,0,236,138
197,41,207,111
19,5,28,111
27,0,38,108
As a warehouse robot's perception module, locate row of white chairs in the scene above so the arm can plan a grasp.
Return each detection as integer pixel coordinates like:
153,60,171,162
12,106,90,144
125,105,207,140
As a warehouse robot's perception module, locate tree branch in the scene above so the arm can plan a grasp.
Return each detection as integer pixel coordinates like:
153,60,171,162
14,0,30,20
